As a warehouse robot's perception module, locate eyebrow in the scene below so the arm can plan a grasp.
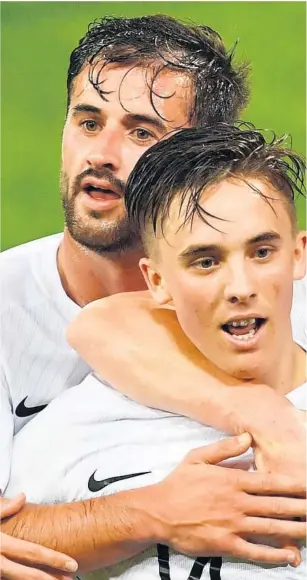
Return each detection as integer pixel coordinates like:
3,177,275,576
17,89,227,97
178,231,281,261
247,231,281,244
123,113,167,132
71,104,168,132
179,244,223,260
71,104,102,117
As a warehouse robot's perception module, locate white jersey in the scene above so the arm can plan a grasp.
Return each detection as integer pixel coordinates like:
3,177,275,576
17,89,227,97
0,234,90,491
5,369,307,580
1,233,306,577
0,234,305,455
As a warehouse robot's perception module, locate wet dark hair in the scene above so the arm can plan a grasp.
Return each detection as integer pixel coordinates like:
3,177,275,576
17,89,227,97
67,15,249,125
124,123,306,249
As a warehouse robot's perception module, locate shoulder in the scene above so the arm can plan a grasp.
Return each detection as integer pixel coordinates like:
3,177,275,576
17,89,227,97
0,233,62,274
0,233,62,313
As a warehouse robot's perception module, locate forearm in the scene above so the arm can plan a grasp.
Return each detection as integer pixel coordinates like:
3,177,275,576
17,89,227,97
68,294,300,446
2,487,156,572
179,381,297,437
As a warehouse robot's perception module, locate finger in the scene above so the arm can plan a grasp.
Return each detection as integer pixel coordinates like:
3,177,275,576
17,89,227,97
243,516,307,540
244,496,306,519
33,568,75,580
188,433,252,465
239,472,306,497
230,536,300,567
0,555,74,580
272,540,301,565
0,494,26,519
1,534,78,573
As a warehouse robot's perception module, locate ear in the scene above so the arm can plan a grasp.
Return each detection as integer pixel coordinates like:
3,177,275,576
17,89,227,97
293,231,307,280
139,257,173,305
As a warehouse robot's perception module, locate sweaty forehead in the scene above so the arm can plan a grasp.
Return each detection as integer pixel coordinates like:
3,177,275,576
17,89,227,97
159,177,293,246
70,63,191,128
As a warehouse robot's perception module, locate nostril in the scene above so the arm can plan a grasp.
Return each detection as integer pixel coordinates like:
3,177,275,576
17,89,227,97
229,296,238,304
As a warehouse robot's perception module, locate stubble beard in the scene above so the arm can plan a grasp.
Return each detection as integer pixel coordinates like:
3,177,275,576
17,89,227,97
60,170,142,255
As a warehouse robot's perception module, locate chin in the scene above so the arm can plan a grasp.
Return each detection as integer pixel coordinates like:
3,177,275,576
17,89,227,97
231,368,255,381
219,353,265,382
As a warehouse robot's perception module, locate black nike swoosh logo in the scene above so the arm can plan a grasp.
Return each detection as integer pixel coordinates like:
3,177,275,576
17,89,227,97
15,397,48,418
88,470,151,492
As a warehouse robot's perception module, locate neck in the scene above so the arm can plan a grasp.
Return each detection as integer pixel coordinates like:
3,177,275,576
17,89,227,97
248,327,306,395
57,229,147,306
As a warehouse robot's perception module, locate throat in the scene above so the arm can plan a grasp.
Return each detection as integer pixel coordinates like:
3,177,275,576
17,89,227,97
259,341,306,395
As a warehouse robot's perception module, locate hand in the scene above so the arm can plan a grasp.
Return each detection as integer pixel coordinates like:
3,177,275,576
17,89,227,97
254,408,306,477
240,404,306,563
149,434,305,566
1,494,78,580
235,388,306,477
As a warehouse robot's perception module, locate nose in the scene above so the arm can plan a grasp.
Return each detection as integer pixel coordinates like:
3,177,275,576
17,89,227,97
224,262,257,304
86,129,121,173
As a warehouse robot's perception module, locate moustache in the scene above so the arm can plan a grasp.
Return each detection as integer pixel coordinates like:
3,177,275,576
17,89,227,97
72,167,126,197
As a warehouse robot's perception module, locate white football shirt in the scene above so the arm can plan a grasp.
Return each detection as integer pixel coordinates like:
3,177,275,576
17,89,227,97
1,233,306,578
5,365,307,580
0,234,90,491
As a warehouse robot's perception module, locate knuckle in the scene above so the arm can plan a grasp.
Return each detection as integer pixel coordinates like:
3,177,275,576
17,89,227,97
185,448,200,462
24,544,39,560
263,520,275,535
233,514,246,532
1,533,15,554
232,471,244,488
258,474,272,493
269,499,283,516
224,534,240,556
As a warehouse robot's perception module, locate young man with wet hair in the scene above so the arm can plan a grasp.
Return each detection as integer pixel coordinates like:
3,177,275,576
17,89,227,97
4,124,306,580
1,14,305,579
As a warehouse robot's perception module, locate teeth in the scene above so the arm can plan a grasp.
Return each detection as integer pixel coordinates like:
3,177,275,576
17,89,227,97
230,318,256,328
233,329,256,340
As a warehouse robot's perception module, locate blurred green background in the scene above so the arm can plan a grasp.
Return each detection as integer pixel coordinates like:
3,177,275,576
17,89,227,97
1,1,306,250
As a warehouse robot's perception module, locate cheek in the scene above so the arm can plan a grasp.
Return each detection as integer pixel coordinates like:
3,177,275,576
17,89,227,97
168,276,216,341
271,277,293,310
256,259,294,312
62,123,88,169
61,130,76,171
123,144,153,181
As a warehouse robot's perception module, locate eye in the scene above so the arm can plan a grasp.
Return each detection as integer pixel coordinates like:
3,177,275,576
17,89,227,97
81,120,99,133
132,128,156,143
194,257,218,270
254,247,272,259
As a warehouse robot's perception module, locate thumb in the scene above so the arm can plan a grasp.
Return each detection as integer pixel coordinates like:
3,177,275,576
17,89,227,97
0,493,26,519
195,433,252,465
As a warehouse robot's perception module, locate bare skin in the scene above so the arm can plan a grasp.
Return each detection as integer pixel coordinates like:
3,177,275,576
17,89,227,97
0,495,77,579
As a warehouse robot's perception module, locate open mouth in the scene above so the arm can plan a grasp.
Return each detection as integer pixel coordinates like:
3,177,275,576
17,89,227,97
221,317,267,342
83,185,121,200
